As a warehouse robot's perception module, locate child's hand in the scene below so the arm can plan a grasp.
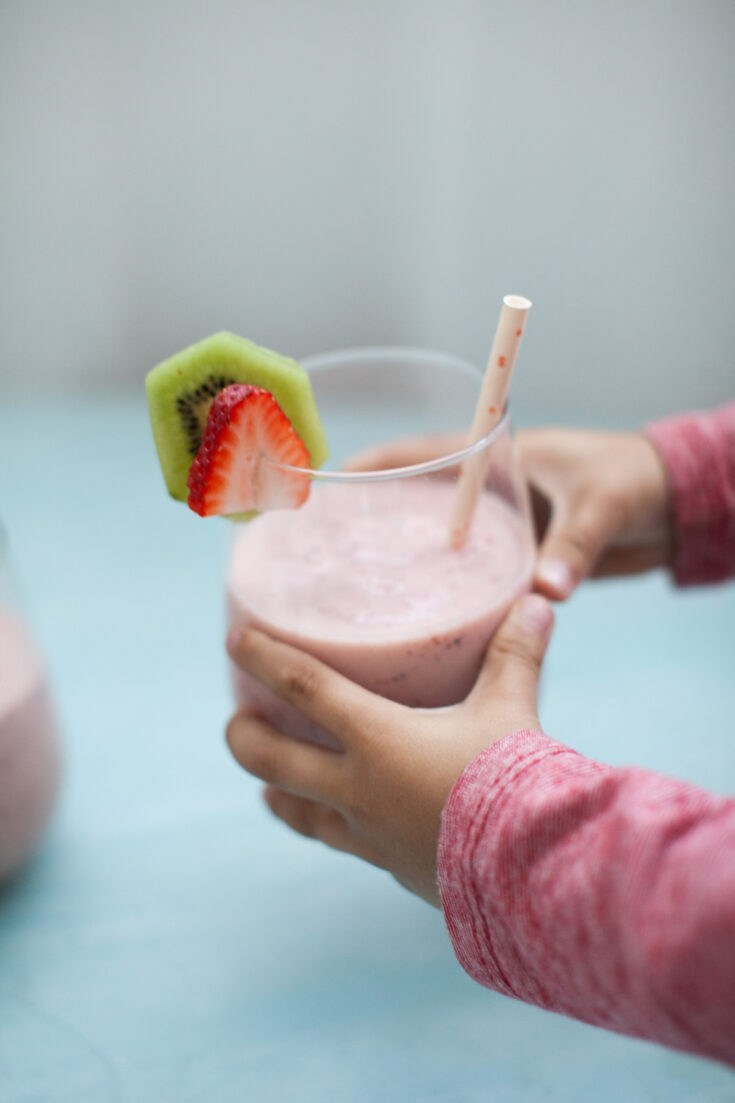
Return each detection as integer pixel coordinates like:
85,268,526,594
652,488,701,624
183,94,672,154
517,430,672,599
226,594,554,906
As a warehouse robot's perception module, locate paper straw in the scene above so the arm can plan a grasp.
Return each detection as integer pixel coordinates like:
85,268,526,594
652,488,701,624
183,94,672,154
448,294,531,549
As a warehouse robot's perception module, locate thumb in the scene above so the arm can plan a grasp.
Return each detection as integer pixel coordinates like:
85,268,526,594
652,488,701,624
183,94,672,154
469,593,554,712
534,497,621,600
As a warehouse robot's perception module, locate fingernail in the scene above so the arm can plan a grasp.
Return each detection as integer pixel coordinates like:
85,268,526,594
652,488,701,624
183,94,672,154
535,559,575,598
226,626,243,656
516,593,554,636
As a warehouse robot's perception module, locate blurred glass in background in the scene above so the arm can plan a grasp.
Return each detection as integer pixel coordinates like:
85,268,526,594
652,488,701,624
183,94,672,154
0,528,61,883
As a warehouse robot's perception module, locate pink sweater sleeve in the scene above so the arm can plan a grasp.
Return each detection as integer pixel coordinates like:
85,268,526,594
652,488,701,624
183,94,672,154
438,730,735,1065
644,403,735,585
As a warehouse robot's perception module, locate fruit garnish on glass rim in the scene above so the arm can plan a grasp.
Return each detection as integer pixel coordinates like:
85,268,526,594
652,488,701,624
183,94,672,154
187,384,311,516
145,332,328,517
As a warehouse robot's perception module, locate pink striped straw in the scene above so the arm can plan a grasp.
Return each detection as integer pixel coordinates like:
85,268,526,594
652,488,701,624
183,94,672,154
448,294,531,549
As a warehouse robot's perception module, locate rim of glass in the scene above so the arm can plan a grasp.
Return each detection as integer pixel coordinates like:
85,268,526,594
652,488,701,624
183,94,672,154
267,346,511,482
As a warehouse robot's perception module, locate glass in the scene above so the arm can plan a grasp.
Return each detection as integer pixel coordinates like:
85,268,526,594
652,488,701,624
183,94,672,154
0,527,61,882
226,348,535,746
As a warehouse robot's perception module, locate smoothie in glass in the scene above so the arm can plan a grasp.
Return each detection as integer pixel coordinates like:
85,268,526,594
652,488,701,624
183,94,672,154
226,349,534,746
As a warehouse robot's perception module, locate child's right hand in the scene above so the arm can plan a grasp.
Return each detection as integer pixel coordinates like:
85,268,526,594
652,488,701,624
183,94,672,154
517,429,673,599
225,592,553,907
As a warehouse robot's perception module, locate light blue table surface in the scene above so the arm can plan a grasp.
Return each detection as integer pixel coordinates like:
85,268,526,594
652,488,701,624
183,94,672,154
1,393,734,1102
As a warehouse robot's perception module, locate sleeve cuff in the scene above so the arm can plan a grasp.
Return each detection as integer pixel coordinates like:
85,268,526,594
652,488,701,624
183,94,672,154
437,728,565,993
644,405,735,586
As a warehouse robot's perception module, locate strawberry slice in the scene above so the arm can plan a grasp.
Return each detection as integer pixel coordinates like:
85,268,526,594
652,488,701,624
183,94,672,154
186,384,312,516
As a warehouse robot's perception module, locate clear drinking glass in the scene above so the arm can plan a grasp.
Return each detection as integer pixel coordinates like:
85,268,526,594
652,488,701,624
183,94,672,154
226,348,535,746
0,527,61,882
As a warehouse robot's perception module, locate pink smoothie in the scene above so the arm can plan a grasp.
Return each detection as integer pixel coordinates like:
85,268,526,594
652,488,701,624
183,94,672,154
227,477,534,745
0,608,61,882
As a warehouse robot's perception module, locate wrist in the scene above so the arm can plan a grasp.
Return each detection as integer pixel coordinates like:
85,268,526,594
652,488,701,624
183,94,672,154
632,433,674,565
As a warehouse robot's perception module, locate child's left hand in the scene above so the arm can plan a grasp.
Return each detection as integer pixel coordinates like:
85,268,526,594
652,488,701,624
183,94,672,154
225,593,554,906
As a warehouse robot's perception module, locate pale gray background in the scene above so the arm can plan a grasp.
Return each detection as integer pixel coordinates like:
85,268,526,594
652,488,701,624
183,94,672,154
1,0,734,420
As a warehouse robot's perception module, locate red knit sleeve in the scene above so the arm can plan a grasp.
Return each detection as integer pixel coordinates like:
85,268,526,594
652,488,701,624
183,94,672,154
437,729,735,1066
644,403,735,585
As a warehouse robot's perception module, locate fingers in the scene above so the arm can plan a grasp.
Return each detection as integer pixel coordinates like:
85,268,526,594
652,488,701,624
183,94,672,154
264,786,350,845
226,627,393,748
533,497,624,600
469,593,554,713
264,786,382,864
342,433,466,472
227,712,344,802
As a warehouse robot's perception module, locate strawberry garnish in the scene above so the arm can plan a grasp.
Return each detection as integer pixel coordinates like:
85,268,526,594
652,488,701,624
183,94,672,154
187,384,312,516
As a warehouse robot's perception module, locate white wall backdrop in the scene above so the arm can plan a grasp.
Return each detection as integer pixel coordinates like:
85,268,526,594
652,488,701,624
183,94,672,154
1,0,734,420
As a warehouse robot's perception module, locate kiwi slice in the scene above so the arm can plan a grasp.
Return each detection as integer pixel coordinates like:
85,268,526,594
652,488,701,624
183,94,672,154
146,332,329,501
